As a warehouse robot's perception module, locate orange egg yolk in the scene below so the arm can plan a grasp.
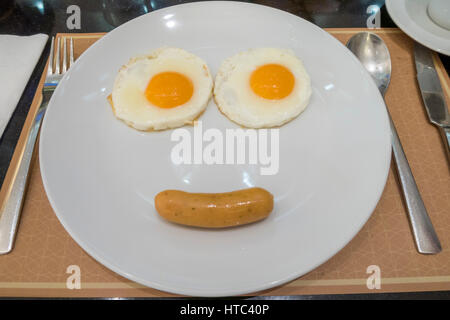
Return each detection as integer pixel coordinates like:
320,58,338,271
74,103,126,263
145,71,194,108
250,64,295,100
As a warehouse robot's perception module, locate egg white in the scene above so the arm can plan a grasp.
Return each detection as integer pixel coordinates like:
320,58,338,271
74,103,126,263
111,47,213,131
214,48,312,128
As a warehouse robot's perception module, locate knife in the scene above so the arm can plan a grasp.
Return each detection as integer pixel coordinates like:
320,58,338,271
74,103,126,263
414,43,450,162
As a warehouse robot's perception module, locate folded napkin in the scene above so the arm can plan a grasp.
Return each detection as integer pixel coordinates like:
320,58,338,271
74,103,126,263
0,34,48,138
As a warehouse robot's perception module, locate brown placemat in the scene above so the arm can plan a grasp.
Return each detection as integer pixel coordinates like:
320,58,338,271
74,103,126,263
0,29,449,298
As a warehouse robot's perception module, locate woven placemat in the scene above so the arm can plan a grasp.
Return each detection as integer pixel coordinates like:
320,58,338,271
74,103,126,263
0,28,449,297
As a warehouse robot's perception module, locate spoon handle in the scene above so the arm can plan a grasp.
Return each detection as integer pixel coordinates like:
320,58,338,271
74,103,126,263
388,115,442,254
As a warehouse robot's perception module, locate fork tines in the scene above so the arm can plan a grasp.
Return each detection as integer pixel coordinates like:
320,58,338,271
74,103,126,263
47,36,74,76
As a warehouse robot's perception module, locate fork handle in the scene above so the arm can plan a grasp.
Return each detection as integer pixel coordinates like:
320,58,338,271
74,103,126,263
0,89,53,254
389,115,442,254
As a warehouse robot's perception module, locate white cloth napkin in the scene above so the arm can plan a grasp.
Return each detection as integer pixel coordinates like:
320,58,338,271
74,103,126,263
0,34,48,138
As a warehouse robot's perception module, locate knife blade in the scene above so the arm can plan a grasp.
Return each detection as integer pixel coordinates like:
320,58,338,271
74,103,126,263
414,43,450,162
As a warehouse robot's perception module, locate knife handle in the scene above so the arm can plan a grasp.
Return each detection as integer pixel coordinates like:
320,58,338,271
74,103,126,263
389,117,442,254
0,89,51,255
438,126,450,163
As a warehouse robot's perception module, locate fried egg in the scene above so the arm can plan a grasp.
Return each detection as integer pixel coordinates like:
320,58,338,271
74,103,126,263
214,48,312,128
110,47,213,131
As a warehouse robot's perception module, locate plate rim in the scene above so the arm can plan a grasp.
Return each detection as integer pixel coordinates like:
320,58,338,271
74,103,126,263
39,1,392,297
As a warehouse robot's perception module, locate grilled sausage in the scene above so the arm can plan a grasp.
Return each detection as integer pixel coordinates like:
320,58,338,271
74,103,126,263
154,187,273,228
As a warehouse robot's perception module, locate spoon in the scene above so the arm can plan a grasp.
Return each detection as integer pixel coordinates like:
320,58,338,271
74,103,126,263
346,32,442,254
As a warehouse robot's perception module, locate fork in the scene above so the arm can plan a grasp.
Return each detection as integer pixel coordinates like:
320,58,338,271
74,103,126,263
0,36,74,254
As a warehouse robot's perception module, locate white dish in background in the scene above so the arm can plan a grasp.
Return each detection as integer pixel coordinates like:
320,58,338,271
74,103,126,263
386,0,450,56
428,0,450,30
39,1,391,297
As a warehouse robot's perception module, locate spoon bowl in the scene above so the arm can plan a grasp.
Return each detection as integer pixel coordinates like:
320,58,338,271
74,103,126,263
346,32,392,96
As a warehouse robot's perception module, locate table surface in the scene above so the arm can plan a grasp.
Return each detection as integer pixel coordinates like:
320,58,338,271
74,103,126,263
0,0,449,300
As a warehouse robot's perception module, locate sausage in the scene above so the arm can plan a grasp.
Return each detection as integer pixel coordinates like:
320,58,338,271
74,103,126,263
154,187,274,228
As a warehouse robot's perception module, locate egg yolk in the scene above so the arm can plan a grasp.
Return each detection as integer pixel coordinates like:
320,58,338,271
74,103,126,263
145,71,194,108
250,64,295,100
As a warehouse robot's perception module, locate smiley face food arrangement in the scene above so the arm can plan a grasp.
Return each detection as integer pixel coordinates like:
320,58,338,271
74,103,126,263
108,47,312,228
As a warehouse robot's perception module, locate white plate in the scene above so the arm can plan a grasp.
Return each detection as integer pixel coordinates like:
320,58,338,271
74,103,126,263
39,1,391,297
386,0,450,56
